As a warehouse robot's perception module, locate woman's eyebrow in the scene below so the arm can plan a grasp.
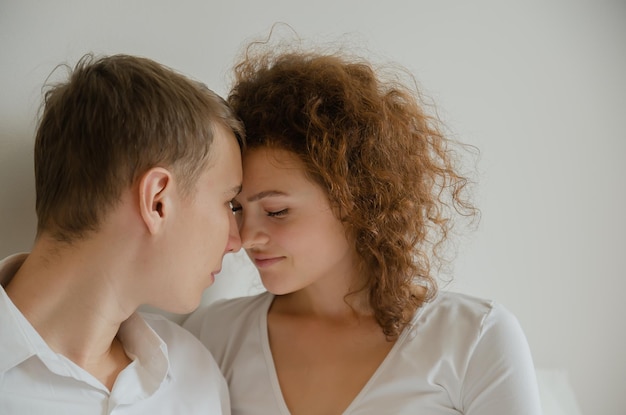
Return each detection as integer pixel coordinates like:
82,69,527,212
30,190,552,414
247,190,288,202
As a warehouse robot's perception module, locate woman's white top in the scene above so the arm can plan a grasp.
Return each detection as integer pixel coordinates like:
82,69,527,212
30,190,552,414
185,290,542,414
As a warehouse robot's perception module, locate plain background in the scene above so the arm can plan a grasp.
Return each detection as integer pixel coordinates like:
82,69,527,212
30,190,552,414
1,1,624,413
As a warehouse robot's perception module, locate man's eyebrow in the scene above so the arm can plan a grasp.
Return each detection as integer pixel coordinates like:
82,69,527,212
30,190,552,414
227,185,242,196
247,190,288,202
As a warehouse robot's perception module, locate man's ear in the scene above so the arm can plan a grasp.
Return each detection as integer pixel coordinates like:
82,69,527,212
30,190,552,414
138,167,174,235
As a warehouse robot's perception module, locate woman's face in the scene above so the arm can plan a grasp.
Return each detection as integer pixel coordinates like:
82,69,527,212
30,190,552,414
233,147,357,295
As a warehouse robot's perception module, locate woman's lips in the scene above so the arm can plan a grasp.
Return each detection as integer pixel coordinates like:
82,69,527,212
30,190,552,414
253,256,284,268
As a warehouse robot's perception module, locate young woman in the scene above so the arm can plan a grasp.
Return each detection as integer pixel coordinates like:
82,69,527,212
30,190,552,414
185,44,542,414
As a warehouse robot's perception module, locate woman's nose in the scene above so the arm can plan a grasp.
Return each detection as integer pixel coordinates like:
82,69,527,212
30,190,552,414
238,212,270,250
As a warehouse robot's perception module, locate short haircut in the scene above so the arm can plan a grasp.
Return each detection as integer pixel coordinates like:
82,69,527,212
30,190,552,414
35,53,244,242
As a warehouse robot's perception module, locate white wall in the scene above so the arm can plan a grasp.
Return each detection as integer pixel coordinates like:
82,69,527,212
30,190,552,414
1,1,624,413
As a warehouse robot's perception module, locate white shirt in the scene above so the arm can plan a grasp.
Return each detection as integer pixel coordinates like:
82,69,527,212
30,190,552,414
0,253,230,415
185,291,542,415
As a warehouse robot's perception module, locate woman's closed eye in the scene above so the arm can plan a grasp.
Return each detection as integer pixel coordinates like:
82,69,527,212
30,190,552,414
267,209,288,218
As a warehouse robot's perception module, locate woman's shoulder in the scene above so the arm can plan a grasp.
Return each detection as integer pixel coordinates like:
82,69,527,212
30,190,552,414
433,290,492,310
183,291,273,339
207,291,273,315
425,290,510,318
416,290,521,339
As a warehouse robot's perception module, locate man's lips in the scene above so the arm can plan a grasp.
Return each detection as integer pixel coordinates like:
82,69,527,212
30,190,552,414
252,256,284,268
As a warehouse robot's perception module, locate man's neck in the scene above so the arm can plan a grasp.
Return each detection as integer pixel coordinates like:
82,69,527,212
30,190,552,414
4,238,135,389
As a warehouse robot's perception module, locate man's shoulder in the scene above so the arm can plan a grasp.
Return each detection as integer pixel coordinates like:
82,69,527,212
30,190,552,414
138,311,222,371
131,314,229,411
140,311,202,343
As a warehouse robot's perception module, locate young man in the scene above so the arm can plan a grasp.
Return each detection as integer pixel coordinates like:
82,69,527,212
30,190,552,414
0,54,243,413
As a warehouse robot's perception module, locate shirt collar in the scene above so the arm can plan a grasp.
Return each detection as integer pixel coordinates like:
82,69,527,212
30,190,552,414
113,313,171,403
0,253,36,373
0,253,171,401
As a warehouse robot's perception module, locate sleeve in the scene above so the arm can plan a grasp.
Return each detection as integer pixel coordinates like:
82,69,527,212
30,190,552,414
461,303,543,415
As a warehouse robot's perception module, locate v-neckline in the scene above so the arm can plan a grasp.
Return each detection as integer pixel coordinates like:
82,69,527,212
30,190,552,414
257,293,426,414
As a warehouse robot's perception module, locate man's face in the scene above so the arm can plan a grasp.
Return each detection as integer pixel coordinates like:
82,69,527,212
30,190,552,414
155,125,242,313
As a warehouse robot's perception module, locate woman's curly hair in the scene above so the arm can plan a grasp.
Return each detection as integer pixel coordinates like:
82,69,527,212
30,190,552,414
228,44,478,339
